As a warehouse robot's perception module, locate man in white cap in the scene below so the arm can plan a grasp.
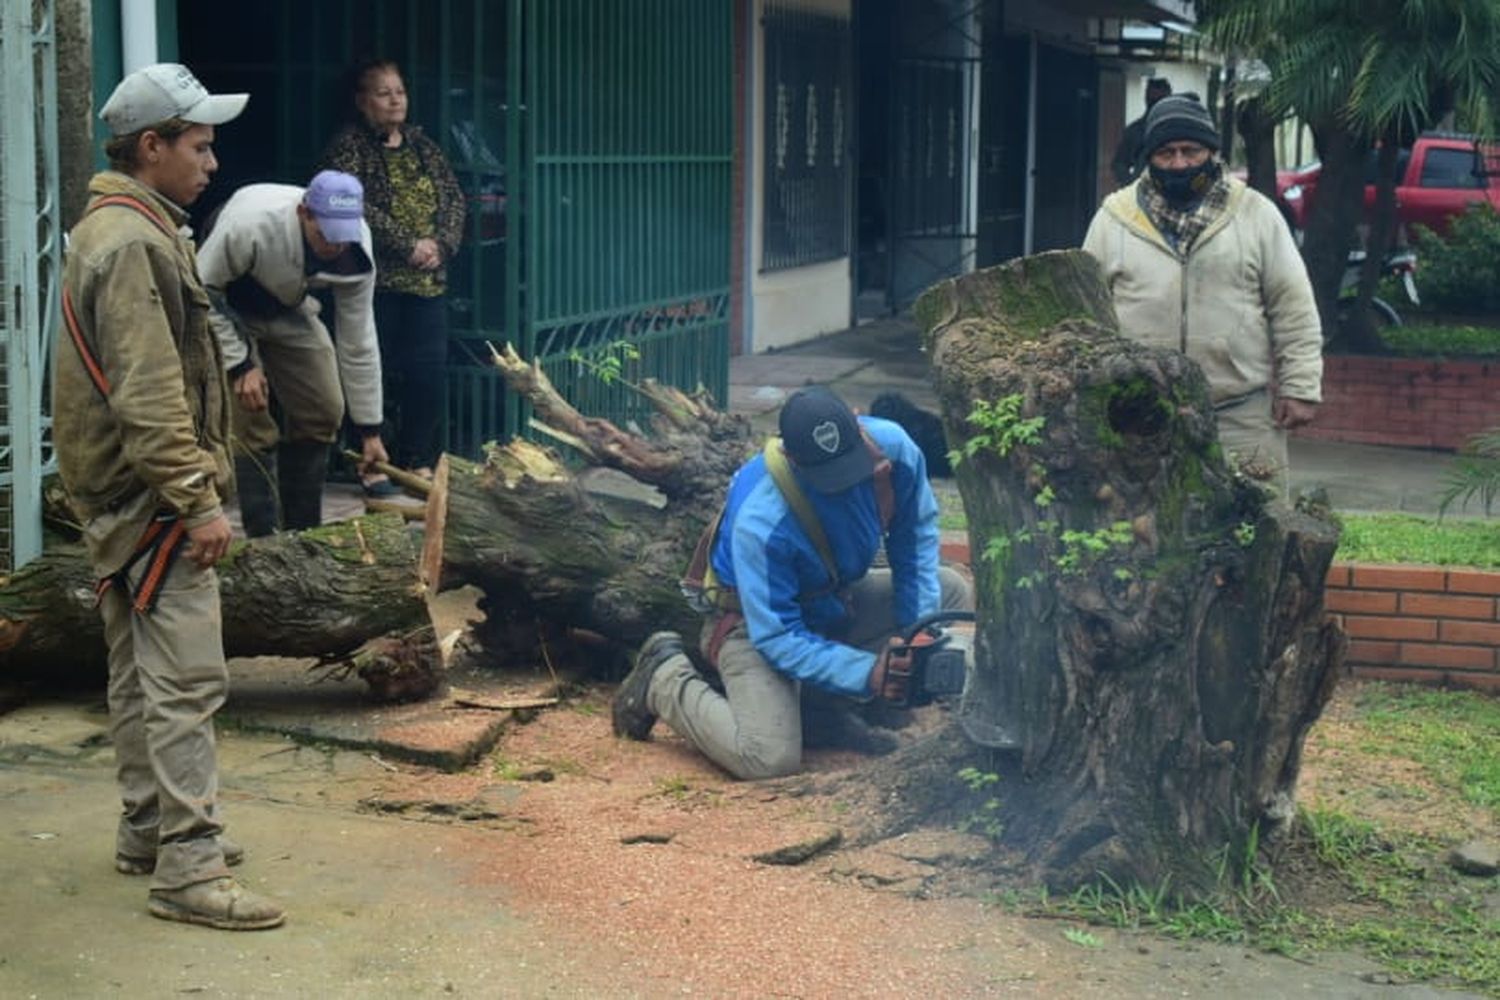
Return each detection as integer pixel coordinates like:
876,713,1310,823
1084,92,1323,495
197,170,393,536
56,63,285,928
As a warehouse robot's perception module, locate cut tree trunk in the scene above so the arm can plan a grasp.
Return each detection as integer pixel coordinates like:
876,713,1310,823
0,512,440,701
890,250,1345,893
418,344,756,655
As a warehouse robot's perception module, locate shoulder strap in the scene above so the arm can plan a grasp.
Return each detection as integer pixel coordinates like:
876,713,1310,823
862,428,894,532
764,430,897,582
61,290,112,397
85,193,178,240
61,194,181,399
764,437,841,585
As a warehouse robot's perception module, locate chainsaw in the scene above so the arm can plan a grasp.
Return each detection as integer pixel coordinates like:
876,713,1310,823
884,610,1021,749
886,610,976,708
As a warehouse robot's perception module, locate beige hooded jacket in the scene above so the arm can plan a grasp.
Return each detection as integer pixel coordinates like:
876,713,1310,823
1083,175,1323,406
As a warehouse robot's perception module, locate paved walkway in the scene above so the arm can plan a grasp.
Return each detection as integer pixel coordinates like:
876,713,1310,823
261,319,1487,529
727,318,1488,519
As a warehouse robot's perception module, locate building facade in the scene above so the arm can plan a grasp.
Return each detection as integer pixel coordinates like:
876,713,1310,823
1,0,1200,568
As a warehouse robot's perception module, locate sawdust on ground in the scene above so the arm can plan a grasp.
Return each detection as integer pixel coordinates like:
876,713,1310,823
328,664,1492,1000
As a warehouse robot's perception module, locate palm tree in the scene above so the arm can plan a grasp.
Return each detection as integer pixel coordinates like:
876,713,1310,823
1199,0,1500,349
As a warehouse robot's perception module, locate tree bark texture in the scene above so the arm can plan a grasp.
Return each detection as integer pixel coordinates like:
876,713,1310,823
0,513,440,700
910,251,1346,893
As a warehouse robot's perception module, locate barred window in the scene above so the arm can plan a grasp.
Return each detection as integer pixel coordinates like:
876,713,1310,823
762,4,852,272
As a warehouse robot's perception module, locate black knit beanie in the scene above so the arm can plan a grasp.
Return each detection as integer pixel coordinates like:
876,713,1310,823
1142,93,1220,154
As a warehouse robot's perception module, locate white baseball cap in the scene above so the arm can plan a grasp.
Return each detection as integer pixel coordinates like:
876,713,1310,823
100,63,249,137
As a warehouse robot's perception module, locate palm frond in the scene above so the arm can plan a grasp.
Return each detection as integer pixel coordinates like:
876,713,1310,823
1437,428,1500,518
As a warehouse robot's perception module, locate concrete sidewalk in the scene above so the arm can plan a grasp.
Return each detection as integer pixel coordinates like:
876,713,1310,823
727,318,1486,519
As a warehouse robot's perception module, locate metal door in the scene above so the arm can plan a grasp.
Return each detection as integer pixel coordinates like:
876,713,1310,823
0,0,60,570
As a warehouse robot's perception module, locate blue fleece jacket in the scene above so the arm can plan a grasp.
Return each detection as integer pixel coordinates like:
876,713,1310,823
710,416,941,696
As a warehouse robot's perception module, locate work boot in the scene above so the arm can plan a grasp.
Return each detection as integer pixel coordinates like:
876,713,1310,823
116,836,244,876
233,450,279,538
277,440,329,531
612,631,684,740
147,876,285,931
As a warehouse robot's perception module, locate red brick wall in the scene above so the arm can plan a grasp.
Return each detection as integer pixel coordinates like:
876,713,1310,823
1294,356,1500,451
941,533,1500,693
1326,562,1500,692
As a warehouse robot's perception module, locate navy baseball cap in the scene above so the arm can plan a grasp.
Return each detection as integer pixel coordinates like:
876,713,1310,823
779,386,874,494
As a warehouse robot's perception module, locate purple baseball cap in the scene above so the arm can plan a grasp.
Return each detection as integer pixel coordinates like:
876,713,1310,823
303,170,365,244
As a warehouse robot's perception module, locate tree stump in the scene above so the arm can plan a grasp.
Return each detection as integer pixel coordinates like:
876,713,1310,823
904,250,1345,892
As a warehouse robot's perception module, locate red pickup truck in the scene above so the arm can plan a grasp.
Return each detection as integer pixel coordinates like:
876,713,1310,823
1277,132,1500,237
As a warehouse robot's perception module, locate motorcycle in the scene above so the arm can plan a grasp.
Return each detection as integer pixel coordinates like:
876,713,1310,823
1336,247,1420,336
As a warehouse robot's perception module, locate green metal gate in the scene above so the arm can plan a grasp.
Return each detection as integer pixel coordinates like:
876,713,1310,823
501,0,732,453
178,0,733,458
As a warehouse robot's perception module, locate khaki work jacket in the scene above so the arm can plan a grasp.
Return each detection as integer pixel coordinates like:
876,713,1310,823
55,172,232,573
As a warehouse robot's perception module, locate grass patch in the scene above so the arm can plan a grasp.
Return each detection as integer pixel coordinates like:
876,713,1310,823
1295,808,1500,993
932,507,1500,569
938,509,967,532
1035,814,1500,995
1335,513,1500,567
1019,684,1500,993
1348,683,1500,812
1378,322,1500,358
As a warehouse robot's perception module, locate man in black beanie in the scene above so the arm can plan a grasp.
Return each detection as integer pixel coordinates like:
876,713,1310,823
1110,77,1172,187
1084,92,1323,495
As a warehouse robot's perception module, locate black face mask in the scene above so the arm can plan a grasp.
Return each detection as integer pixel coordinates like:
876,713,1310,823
1149,160,1216,205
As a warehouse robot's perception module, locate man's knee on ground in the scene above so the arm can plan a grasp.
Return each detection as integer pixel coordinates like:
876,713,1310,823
730,734,801,781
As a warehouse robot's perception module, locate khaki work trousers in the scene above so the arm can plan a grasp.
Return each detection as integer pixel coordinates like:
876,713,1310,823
102,556,232,891
649,566,974,780
1216,389,1289,497
232,300,345,456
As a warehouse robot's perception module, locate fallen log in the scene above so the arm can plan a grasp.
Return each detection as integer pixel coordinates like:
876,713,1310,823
847,249,1344,893
0,513,440,700
419,343,756,652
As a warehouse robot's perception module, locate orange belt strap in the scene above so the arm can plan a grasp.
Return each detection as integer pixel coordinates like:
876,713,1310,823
94,512,190,615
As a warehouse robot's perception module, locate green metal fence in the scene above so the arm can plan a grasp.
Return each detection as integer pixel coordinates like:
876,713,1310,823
179,0,733,459
480,0,734,455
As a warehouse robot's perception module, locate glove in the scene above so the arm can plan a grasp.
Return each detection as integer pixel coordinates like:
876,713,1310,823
870,636,916,705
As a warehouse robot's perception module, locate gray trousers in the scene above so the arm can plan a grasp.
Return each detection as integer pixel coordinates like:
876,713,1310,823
232,300,345,455
102,556,232,891
1217,389,1288,497
649,566,974,780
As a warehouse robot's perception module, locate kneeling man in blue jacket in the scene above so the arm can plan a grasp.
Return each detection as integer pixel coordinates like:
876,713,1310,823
613,386,973,779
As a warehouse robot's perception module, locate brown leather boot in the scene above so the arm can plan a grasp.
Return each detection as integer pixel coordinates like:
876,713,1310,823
147,876,285,930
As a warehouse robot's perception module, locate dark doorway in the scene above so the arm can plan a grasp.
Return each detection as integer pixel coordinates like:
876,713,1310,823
976,30,1029,267
1031,42,1099,251
856,0,1019,315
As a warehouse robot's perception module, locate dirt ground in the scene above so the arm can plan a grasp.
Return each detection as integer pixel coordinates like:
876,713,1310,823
2,658,1490,999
